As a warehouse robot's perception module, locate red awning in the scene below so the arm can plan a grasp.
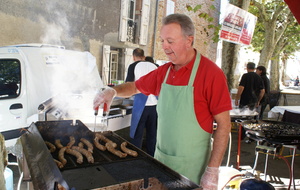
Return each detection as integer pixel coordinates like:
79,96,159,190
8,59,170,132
284,0,300,24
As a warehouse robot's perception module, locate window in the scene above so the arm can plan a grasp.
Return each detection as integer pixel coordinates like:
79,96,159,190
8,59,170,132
166,0,175,16
102,46,126,86
139,0,150,45
119,0,136,43
119,0,150,45
0,59,21,99
110,51,119,83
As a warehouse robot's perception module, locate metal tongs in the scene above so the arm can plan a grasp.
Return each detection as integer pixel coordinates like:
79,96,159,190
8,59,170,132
94,103,109,132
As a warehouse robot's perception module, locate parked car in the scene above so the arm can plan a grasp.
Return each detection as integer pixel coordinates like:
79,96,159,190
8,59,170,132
0,44,103,148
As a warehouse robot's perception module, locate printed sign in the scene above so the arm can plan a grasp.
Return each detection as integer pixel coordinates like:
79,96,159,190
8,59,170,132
220,4,257,45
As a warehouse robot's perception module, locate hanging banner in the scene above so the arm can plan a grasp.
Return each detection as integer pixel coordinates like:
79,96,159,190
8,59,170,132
220,4,257,46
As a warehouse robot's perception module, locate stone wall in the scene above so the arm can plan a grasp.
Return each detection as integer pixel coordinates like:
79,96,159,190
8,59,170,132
154,0,220,62
0,0,220,78
0,0,157,77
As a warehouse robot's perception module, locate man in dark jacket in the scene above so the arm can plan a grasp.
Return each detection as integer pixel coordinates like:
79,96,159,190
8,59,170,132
235,62,265,111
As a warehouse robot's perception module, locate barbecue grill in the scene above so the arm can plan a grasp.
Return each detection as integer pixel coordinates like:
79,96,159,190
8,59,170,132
239,120,300,145
20,120,200,190
38,94,133,132
238,119,300,188
229,108,259,169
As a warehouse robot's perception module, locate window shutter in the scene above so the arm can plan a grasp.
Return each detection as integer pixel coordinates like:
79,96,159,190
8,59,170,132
119,0,129,42
102,45,111,85
166,0,175,16
139,0,150,45
124,48,134,80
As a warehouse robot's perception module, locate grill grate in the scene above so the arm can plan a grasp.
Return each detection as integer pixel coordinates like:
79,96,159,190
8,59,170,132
241,120,300,145
21,120,200,190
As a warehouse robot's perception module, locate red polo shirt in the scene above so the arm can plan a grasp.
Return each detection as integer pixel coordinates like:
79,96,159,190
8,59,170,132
135,53,232,133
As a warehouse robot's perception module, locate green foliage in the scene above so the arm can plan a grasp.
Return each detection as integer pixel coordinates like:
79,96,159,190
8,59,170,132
186,2,220,43
210,5,216,11
248,0,300,59
281,23,300,57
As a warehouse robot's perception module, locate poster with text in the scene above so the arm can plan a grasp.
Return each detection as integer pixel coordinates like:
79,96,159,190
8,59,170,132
220,4,257,46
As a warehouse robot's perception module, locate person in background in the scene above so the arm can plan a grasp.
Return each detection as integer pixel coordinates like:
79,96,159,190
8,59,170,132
235,62,265,111
294,76,299,86
94,13,232,189
145,56,159,67
125,48,158,157
256,66,270,119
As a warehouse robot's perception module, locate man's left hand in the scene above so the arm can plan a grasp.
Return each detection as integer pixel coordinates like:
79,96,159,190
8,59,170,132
200,167,219,190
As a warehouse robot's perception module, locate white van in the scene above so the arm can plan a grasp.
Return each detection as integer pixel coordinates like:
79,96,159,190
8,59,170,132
0,44,103,147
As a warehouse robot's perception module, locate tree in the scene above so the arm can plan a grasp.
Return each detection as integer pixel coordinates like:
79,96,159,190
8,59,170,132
221,0,251,91
270,22,300,90
187,0,251,90
248,0,300,90
187,0,300,91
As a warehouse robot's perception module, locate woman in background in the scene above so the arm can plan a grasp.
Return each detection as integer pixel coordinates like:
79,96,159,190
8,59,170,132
256,66,270,119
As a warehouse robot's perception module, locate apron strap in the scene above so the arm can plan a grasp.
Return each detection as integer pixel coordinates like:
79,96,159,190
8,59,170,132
163,66,171,84
188,53,201,86
163,52,201,85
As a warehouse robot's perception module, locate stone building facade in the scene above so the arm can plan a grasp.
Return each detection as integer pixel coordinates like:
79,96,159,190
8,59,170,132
0,0,220,85
153,0,220,63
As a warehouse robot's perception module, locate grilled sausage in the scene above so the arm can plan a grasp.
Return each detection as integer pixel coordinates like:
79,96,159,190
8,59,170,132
71,146,94,163
45,141,56,153
55,139,64,149
58,147,67,166
80,138,93,153
120,142,138,157
95,133,117,148
105,142,127,158
94,136,106,151
65,148,83,164
67,136,76,148
54,159,64,169
78,142,84,148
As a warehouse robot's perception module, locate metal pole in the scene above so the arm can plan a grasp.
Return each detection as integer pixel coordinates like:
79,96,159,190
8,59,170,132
237,124,242,169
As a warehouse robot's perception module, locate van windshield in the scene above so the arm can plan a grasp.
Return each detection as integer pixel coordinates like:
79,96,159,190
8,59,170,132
0,59,21,99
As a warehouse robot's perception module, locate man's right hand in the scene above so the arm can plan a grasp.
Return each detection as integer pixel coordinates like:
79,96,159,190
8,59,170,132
93,87,117,111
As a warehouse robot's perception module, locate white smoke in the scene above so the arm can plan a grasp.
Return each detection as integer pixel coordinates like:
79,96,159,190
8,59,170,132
36,2,104,124
39,1,71,45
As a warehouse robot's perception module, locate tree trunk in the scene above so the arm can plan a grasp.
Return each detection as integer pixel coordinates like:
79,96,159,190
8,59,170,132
258,21,277,67
281,57,289,88
270,56,280,90
221,41,240,90
253,1,293,86
221,0,250,91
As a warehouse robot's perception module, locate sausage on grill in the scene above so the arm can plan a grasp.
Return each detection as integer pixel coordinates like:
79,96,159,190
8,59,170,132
54,159,64,169
66,148,83,164
45,141,56,153
71,146,94,163
120,142,138,157
67,136,76,148
94,136,106,151
105,142,127,158
78,142,84,148
55,139,64,149
80,138,93,153
95,133,117,148
58,147,67,166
